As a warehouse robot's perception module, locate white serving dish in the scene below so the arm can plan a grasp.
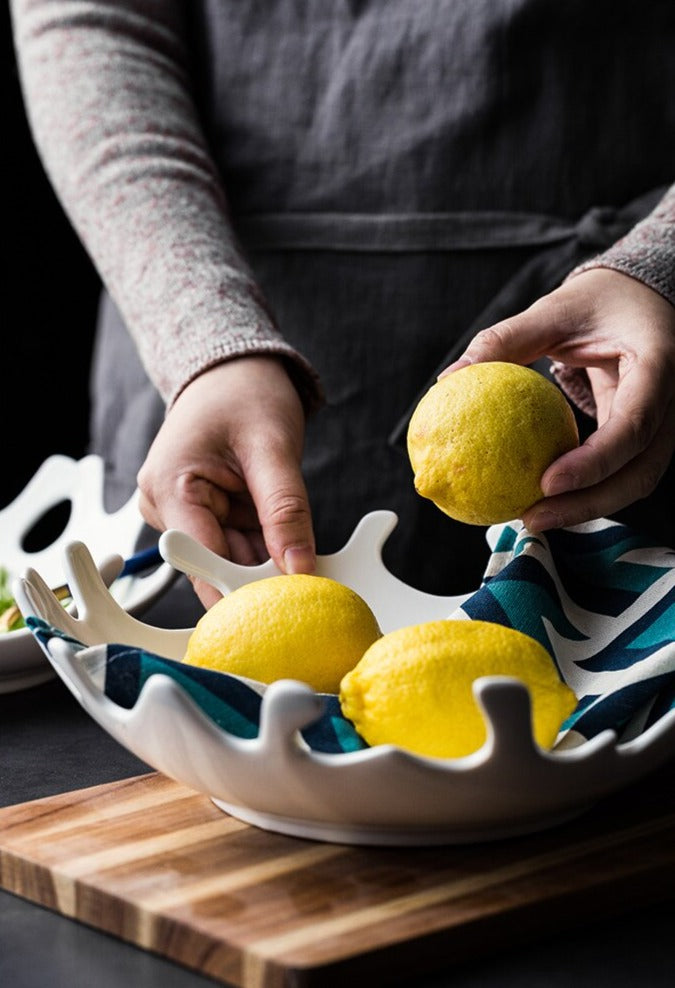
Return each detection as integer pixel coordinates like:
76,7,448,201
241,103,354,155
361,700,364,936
14,511,675,845
0,454,175,692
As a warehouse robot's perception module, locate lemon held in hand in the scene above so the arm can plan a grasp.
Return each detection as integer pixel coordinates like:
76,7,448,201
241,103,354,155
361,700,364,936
339,620,577,759
407,362,579,525
183,574,382,694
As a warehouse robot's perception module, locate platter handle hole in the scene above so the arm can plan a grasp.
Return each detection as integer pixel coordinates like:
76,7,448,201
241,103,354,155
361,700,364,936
21,499,72,553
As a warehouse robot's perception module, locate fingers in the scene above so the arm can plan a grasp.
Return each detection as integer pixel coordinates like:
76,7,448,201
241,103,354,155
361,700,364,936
439,293,574,376
140,482,282,610
548,361,664,488
188,527,270,610
244,446,316,575
523,399,675,531
190,576,223,611
138,477,232,559
225,527,269,566
546,347,672,489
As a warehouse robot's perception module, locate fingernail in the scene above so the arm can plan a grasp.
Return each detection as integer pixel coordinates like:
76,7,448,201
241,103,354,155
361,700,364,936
543,472,576,496
527,510,564,532
283,546,316,574
438,358,472,379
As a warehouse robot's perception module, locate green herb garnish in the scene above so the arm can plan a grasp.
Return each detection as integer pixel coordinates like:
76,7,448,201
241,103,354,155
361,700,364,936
0,566,25,632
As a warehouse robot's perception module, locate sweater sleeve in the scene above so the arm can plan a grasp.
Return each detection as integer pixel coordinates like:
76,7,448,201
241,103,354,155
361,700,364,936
552,185,675,418
568,185,675,305
9,0,324,412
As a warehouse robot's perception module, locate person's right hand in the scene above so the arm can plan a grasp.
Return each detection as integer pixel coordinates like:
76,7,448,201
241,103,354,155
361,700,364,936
136,355,316,608
439,269,675,533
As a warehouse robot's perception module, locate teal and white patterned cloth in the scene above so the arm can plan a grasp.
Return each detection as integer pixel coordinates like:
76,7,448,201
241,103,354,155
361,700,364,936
453,518,674,749
29,518,674,755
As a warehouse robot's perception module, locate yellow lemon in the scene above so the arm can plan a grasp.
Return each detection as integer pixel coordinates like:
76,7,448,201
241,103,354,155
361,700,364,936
407,362,579,525
339,620,576,758
183,574,382,693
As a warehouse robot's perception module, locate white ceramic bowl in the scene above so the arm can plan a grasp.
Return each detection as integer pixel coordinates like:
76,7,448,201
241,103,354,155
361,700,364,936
14,510,675,845
0,454,175,692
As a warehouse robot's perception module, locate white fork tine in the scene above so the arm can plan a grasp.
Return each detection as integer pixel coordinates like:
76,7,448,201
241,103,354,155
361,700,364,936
62,542,126,623
159,529,278,594
15,568,83,640
18,542,192,660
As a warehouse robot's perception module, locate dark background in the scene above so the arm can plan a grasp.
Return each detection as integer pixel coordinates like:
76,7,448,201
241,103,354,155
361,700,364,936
5,5,101,510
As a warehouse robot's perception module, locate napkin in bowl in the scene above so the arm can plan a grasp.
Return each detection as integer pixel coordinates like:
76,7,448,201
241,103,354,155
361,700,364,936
28,517,674,754
449,517,674,748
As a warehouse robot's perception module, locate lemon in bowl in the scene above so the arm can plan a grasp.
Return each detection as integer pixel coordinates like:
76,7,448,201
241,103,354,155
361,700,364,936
407,361,579,525
339,619,576,758
183,573,382,693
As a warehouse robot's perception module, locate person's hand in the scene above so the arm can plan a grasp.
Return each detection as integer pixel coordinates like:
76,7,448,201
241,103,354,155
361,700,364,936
440,268,675,531
136,355,315,608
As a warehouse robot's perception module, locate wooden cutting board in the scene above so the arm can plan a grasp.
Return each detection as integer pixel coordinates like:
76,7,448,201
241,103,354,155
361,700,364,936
1,765,673,988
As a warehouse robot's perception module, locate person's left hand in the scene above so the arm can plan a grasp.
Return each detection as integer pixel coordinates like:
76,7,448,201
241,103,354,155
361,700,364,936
440,268,675,531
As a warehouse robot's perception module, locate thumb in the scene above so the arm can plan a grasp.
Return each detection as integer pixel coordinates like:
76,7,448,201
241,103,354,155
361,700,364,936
247,451,316,575
440,294,572,374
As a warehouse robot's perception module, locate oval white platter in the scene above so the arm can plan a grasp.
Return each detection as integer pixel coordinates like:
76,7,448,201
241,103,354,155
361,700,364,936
0,454,175,693
14,510,675,845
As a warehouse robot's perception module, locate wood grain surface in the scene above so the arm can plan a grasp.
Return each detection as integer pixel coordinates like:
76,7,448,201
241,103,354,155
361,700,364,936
1,766,673,988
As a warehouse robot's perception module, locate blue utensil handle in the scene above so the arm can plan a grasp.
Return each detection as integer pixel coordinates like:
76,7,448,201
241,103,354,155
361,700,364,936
119,546,163,578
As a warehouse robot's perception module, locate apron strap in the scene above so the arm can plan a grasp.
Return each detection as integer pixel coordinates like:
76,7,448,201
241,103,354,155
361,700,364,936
235,188,664,254
236,209,603,252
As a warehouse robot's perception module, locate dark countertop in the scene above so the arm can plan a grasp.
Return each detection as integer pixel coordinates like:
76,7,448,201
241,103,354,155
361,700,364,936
1,585,673,988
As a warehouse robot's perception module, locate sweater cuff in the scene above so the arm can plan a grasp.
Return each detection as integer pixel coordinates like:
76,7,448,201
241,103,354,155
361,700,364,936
168,340,325,418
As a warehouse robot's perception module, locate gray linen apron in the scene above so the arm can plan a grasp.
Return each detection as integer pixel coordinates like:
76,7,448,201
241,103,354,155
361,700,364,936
91,0,675,601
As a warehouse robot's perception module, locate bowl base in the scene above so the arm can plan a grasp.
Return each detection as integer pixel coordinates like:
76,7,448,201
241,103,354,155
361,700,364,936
211,797,591,846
